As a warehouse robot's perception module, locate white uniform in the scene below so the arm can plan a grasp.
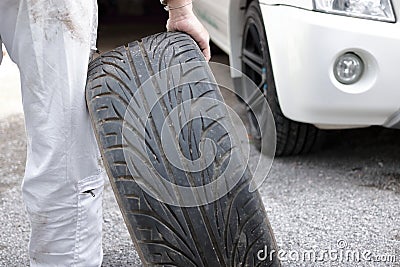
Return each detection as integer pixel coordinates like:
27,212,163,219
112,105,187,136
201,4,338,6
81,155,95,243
0,1,105,266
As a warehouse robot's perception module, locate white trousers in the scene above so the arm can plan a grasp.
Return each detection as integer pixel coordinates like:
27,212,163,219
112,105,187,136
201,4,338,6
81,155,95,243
0,1,105,266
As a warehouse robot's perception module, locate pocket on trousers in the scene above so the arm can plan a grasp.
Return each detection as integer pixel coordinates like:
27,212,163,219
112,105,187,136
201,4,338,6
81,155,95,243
75,174,104,265
27,174,105,265
77,174,104,230
78,174,104,199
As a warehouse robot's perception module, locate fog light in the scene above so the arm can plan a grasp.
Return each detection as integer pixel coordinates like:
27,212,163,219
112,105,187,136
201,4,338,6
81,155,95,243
334,53,364,85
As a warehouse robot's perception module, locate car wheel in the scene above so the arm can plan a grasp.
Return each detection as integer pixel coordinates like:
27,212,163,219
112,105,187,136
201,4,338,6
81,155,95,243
86,32,280,266
241,2,319,156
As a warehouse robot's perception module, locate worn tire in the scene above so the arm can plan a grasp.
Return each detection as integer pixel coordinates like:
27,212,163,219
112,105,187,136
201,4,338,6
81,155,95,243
241,2,319,156
86,32,280,266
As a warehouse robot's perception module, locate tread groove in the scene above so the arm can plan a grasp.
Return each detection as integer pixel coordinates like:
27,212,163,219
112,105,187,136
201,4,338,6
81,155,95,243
137,38,208,267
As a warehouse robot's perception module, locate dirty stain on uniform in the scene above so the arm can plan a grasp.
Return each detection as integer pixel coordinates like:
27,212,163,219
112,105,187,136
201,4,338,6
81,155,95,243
27,0,97,44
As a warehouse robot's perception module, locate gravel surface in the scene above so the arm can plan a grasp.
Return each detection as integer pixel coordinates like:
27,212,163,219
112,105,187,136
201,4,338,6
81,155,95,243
260,127,400,267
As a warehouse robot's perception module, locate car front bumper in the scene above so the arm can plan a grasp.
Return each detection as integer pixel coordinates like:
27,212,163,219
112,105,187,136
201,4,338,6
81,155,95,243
260,4,400,128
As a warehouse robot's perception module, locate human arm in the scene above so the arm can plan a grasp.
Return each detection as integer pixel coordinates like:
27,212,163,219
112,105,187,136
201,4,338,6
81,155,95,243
164,0,211,61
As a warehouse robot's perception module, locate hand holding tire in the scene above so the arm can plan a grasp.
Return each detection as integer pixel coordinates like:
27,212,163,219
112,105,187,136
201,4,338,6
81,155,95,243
166,1,211,61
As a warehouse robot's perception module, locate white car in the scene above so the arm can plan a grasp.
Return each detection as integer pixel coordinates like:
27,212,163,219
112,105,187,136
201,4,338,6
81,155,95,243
193,0,400,156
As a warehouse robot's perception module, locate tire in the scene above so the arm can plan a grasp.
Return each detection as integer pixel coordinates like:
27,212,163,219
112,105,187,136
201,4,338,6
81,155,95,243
240,2,319,156
86,32,280,266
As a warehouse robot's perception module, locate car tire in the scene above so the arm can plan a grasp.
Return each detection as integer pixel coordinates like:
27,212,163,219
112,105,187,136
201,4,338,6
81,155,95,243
86,32,280,266
241,1,319,156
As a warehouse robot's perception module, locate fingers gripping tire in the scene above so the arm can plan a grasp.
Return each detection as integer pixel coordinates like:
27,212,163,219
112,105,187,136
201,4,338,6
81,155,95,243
86,32,280,266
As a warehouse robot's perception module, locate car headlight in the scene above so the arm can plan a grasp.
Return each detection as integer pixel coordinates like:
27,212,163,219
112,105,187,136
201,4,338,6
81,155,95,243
314,0,396,22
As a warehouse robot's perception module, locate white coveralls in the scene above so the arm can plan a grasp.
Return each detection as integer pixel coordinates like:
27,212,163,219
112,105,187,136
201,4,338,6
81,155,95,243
0,1,105,266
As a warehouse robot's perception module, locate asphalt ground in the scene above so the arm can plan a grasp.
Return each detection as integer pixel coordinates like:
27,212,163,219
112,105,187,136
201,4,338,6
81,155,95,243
0,23,399,267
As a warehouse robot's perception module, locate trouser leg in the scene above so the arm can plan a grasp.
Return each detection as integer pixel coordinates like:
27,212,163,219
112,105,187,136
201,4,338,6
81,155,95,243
0,1,105,266
0,38,3,65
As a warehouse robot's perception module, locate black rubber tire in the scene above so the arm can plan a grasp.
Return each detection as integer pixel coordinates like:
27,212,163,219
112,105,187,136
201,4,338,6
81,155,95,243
86,32,280,267
241,2,319,157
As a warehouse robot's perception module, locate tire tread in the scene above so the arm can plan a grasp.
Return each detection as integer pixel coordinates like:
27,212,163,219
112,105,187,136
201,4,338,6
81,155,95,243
86,32,279,266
